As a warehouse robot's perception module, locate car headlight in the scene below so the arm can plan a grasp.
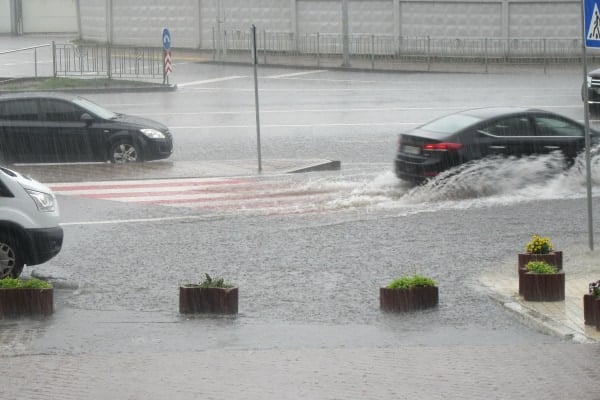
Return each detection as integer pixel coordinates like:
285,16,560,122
588,76,592,88
26,189,56,212
140,128,166,139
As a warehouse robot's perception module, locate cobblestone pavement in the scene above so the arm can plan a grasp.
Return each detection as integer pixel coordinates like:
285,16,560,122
2,344,599,400
481,243,600,343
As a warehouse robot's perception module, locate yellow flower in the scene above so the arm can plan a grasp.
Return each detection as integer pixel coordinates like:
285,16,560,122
525,234,552,254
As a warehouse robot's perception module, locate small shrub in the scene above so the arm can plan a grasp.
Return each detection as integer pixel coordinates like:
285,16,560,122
387,275,436,289
525,234,553,254
0,277,52,289
525,261,557,274
589,280,600,296
198,273,234,288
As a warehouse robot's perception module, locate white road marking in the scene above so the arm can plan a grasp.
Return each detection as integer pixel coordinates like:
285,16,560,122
266,70,328,79
168,122,420,129
177,76,245,87
50,176,340,220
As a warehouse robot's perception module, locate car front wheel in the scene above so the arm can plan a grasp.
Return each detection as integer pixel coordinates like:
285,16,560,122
0,233,24,278
109,140,141,163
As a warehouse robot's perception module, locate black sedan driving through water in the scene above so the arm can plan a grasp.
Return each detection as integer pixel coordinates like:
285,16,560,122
394,107,597,182
0,92,173,164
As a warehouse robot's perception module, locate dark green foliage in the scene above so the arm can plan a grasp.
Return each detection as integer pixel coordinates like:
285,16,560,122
525,260,557,274
198,273,234,288
0,277,52,289
386,275,436,289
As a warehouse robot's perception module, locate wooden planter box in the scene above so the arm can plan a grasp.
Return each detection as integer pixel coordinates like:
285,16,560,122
583,294,600,326
521,271,565,302
179,285,238,314
595,299,600,332
380,286,438,312
0,288,53,317
518,251,562,295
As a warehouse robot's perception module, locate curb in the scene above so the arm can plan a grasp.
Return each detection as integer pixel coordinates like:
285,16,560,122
486,291,595,343
0,77,177,94
288,160,341,173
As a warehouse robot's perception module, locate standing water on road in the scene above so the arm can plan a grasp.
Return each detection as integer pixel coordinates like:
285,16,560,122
317,150,600,216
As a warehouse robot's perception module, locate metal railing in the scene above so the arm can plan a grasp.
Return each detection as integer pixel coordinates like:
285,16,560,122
0,44,52,78
53,43,164,79
212,30,597,72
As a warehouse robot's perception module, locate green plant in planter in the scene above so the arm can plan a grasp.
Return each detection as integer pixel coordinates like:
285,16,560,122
525,260,557,274
0,277,52,289
386,275,436,289
525,234,553,254
180,273,238,314
197,273,235,288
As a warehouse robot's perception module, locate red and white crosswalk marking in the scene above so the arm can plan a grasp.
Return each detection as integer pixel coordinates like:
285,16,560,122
48,176,339,215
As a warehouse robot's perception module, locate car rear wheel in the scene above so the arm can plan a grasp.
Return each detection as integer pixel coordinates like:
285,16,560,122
0,233,24,278
109,140,141,163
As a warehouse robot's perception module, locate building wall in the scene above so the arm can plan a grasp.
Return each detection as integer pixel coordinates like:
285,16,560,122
0,0,11,34
78,0,108,42
23,0,78,33
111,0,199,47
399,1,503,38
3,0,578,49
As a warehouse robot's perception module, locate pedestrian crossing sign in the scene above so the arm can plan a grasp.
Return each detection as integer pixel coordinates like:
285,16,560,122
585,0,600,47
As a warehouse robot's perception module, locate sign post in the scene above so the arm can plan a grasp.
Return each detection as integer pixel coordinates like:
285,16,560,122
162,27,172,84
252,25,262,173
582,0,598,250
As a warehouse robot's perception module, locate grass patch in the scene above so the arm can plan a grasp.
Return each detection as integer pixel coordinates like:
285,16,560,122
0,77,162,90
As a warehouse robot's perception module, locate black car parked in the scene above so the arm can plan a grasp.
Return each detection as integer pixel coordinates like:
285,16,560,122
0,92,173,164
394,107,598,182
585,67,600,106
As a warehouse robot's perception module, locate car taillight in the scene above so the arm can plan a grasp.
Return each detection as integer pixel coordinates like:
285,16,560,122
422,142,463,151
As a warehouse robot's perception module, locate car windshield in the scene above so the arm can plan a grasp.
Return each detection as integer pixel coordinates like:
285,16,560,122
420,113,481,134
73,96,117,120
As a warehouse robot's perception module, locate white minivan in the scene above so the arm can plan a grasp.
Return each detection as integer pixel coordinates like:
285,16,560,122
0,166,63,278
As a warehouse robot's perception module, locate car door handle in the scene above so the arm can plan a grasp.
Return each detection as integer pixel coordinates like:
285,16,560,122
489,145,506,149
544,145,560,150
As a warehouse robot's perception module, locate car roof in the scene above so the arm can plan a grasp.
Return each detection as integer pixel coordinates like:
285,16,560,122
0,91,77,102
455,107,547,120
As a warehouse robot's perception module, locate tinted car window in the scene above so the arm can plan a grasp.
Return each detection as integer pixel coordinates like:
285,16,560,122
419,114,481,135
0,99,39,121
39,99,84,122
480,116,531,137
534,116,583,137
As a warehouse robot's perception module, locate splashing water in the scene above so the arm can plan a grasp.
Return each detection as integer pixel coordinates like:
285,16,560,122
315,147,600,215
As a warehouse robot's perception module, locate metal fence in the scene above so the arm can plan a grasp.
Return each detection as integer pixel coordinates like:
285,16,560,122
53,43,164,79
212,30,598,72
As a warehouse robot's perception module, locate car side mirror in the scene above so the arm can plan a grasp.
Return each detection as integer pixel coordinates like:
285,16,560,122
80,113,94,126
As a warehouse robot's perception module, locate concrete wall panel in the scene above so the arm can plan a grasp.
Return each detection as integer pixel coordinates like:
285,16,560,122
400,1,502,38
349,0,393,35
221,0,292,32
297,0,341,35
509,2,580,38
0,0,11,34
22,0,78,33
79,0,107,42
112,0,200,48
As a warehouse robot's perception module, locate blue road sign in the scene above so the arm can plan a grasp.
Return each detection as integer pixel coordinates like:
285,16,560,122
585,0,600,48
162,28,171,51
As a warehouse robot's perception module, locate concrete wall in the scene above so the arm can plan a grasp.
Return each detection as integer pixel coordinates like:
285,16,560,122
0,0,11,34
0,0,78,34
0,0,584,48
22,0,78,33
78,0,580,49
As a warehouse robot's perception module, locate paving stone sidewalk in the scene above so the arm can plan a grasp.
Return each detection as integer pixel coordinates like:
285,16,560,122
480,243,600,343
